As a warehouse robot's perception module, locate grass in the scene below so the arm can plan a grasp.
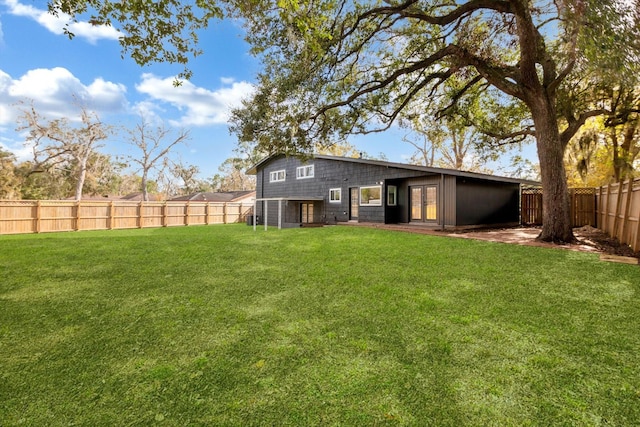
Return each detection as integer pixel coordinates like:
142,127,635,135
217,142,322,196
1,224,639,426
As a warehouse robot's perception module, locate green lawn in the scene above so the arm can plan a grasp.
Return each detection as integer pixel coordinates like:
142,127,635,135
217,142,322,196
1,225,639,426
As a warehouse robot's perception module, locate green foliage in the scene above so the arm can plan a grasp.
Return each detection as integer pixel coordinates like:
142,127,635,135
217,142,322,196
1,225,640,425
0,148,20,199
49,0,223,81
48,0,640,240
210,157,256,191
16,103,112,200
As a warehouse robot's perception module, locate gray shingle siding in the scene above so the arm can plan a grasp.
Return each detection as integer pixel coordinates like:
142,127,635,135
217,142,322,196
252,154,529,228
256,156,425,224
455,178,520,226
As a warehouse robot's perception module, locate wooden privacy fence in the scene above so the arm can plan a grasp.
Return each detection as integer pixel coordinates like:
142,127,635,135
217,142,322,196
521,187,597,228
0,200,253,235
597,179,640,252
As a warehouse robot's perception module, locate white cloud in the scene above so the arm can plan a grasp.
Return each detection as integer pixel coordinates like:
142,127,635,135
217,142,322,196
0,67,128,125
220,77,236,85
135,74,255,127
0,139,32,162
2,0,119,43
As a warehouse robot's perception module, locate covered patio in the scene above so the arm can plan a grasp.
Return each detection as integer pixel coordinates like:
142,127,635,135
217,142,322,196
252,197,325,230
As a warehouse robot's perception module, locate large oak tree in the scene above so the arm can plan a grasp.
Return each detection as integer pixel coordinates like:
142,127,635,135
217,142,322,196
52,0,640,242
232,0,639,243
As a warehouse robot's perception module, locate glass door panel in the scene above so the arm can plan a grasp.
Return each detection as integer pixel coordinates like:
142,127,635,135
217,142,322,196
426,186,437,221
301,203,314,223
350,188,359,219
410,187,423,221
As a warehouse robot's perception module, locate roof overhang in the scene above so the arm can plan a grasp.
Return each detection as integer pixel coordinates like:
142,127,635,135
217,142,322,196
255,197,325,202
247,154,540,186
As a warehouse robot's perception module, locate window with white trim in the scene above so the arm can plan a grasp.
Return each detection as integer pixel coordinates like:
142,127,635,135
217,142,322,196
360,186,382,206
329,188,342,203
387,185,397,206
296,165,314,179
269,169,286,182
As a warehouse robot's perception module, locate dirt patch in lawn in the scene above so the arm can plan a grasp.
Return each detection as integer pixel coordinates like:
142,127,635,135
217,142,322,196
343,223,639,261
450,225,639,260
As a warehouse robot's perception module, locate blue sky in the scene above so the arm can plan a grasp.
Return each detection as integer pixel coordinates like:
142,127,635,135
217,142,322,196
0,0,535,181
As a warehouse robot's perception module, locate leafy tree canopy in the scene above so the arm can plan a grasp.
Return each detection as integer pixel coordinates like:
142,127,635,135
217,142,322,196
50,0,640,242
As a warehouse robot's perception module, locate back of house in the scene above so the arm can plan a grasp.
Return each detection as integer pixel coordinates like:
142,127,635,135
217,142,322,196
248,154,535,229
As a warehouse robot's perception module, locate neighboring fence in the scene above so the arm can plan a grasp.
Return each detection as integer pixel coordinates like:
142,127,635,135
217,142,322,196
521,187,597,228
0,200,253,235
597,179,640,252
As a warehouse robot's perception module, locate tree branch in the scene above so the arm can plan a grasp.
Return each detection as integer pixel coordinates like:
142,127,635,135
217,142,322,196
561,109,608,147
375,0,513,25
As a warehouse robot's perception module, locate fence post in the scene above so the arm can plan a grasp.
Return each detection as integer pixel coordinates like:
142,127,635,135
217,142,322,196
613,181,625,239
621,179,634,245
604,183,612,233
597,186,603,228
185,201,190,226
162,202,167,227
205,202,210,225
109,201,114,230
35,200,41,233
635,182,640,251
223,203,228,224
75,201,81,231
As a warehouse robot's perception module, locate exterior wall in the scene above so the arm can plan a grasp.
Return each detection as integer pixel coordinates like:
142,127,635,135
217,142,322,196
255,155,425,224
404,175,457,226
254,155,524,228
443,175,457,226
455,178,520,226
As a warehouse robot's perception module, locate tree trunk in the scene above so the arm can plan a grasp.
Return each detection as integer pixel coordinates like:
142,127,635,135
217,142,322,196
141,173,149,202
611,127,621,181
74,158,88,201
532,101,576,243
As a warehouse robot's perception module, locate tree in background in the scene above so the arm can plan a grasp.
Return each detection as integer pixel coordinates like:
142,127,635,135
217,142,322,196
168,159,208,195
0,149,21,199
80,153,128,197
565,87,640,186
14,160,73,200
401,124,442,168
17,103,111,200
399,72,501,172
401,115,493,173
314,140,362,158
211,157,256,192
115,173,156,197
600,87,639,182
124,117,190,201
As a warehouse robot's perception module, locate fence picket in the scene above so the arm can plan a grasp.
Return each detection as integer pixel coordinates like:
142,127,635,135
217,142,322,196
598,179,640,252
0,200,253,235
521,188,596,228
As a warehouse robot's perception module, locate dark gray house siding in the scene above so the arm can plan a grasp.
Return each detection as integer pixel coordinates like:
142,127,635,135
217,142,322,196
249,154,536,229
455,178,521,226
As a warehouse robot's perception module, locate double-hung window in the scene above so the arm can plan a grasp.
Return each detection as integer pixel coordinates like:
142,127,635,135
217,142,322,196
269,169,286,182
329,188,341,203
296,165,314,179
